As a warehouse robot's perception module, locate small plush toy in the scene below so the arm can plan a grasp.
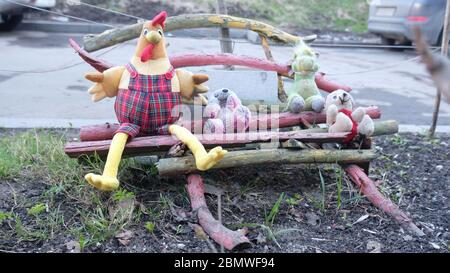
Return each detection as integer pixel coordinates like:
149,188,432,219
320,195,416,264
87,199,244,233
203,88,251,134
325,89,375,142
82,11,227,191
286,41,325,113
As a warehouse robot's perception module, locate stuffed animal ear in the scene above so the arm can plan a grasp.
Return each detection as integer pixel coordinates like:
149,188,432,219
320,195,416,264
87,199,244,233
226,93,242,110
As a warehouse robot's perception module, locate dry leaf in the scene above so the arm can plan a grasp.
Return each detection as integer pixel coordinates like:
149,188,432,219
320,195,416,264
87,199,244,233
353,214,369,225
116,230,134,246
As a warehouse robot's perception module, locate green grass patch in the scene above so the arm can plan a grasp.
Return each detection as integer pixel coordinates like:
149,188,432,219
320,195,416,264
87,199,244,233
216,0,369,33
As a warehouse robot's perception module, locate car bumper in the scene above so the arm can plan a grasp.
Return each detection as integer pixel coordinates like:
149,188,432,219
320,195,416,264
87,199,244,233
368,17,408,38
369,17,437,44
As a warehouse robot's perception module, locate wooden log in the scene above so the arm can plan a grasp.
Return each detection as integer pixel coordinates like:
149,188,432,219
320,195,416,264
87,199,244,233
157,149,377,176
83,14,315,52
77,107,381,142
344,165,425,237
259,34,287,102
287,120,398,137
186,174,251,251
216,0,234,71
69,39,352,93
66,131,350,158
253,106,381,131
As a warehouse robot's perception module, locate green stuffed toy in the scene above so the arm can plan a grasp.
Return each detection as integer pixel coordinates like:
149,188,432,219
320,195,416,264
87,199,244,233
286,41,325,113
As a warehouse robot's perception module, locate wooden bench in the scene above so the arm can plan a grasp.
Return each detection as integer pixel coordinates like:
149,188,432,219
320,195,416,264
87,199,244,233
64,15,424,250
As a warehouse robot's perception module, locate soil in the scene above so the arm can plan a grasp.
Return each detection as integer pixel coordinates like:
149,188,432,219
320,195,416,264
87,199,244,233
0,131,449,253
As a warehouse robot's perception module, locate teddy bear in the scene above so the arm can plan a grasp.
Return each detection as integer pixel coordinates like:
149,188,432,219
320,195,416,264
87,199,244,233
203,88,251,134
325,89,374,142
286,41,325,113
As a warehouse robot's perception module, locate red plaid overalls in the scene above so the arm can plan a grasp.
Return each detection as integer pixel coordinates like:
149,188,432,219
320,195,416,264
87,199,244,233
114,63,181,138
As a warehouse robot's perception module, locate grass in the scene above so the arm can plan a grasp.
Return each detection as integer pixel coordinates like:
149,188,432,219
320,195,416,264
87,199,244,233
0,130,147,248
265,192,285,227
203,0,369,33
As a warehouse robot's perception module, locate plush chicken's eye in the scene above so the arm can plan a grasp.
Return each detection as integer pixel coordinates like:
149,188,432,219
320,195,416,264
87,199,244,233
143,29,149,36
158,29,163,36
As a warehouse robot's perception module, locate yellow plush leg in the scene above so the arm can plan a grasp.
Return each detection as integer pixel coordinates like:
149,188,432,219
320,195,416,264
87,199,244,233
169,125,227,171
85,132,128,191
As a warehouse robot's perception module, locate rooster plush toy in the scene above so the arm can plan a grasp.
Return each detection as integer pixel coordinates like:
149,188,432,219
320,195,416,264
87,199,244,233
83,11,227,191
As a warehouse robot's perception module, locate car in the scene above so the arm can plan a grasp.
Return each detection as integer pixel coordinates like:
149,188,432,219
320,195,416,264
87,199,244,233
368,0,447,46
0,0,56,31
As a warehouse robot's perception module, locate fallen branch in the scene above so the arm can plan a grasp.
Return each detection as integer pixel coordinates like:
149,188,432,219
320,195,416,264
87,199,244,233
344,164,425,237
83,14,315,52
77,107,381,142
186,174,251,251
158,149,377,176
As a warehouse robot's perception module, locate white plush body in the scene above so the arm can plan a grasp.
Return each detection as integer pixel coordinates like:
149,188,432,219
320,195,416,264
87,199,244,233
203,89,251,134
325,90,374,137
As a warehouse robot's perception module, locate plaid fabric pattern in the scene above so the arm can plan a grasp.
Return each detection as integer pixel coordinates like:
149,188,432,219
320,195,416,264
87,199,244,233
114,63,181,137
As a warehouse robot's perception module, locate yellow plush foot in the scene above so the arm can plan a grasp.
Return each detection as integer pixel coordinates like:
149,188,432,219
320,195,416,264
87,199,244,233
85,173,119,191
196,146,228,171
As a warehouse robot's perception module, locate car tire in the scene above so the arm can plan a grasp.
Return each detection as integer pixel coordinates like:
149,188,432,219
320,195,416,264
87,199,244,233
0,14,24,31
380,37,396,46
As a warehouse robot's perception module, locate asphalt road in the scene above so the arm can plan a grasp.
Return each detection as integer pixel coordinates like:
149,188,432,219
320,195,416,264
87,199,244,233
0,30,449,132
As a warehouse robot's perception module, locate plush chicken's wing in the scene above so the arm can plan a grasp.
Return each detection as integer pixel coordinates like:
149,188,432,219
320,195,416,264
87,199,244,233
85,66,125,102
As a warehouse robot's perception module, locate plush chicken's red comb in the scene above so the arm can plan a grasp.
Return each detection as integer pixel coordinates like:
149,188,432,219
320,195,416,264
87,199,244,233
152,11,167,29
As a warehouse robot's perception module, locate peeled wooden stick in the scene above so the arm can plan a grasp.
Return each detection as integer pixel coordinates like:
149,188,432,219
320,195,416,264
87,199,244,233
158,149,377,176
344,164,425,237
83,14,314,52
186,174,250,251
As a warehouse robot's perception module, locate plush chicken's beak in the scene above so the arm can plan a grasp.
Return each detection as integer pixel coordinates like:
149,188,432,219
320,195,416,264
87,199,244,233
145,31,162,44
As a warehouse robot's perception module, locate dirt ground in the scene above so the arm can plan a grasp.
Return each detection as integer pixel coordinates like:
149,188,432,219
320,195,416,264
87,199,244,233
0,131,448,253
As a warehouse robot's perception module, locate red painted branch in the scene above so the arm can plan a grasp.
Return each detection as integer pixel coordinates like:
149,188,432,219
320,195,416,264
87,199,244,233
344,164,425,237
252,106,380,130
67,130,349,158
69,40,351,93
69,39,113,72
186,174,250,251
171,53,288,74
315,72,351,93
78,107,380,142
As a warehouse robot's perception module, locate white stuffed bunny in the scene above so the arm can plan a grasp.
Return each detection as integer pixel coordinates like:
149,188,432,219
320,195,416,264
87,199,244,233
203,88,251,134
325,89,374,142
